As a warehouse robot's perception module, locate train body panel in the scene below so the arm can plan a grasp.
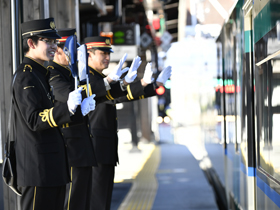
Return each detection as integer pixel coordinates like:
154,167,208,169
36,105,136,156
253,0,280,209
215,0,280,209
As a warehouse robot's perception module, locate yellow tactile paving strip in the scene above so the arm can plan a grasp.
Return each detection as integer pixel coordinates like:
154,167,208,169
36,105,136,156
118,145,161,210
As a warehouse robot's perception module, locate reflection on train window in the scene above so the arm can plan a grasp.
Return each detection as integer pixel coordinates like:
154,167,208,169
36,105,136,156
257,58,280,181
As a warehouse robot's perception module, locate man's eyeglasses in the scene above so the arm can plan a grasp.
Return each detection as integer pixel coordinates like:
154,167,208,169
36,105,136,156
39,39,57,45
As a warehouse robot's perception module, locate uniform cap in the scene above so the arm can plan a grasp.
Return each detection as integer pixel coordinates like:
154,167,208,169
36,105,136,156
21,18,61,39
84,36,113,53
57,28,77,44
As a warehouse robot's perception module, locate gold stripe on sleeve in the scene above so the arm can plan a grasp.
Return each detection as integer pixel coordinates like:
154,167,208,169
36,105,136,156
106,91,114,100
127,85,134,100
106,95,111,100
47,110,54,127
67,167,73,210
79,84,93,96
39,109,53,127
88,84,92,96
33,187,37,210
49,107,57,127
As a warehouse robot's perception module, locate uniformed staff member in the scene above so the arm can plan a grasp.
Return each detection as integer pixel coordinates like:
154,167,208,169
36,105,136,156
47,28,103,210
13,18,90,210
48,31,142,210
84,36,172,210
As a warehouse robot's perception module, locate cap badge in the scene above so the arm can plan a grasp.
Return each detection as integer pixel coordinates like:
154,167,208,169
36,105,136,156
50,21,56,29
105,39,110,45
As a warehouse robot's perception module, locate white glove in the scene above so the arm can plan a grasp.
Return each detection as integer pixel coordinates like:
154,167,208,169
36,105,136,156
156,66,172,84
108,53,128,81
143,62,154,84
121,67,129,75
81,94,96,116
67,87,83,114
124,56,142,83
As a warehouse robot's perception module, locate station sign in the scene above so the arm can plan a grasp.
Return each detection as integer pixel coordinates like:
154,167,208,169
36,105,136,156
113,24,140,46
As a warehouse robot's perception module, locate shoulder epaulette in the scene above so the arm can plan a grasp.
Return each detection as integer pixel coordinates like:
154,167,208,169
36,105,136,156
23,64,32,72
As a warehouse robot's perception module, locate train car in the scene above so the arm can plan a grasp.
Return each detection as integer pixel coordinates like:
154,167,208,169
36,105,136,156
214,0,280,209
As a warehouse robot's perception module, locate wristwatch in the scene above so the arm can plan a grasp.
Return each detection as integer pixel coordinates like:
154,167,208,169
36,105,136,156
120,79,127,91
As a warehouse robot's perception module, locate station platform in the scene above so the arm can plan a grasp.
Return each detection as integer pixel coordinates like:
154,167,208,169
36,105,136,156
111,127,219,210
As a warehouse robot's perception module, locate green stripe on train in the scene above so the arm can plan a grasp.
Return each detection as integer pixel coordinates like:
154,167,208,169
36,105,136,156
254,2,280,43
245,31,252,53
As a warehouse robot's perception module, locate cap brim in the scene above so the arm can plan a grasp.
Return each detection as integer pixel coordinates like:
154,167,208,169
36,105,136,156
93,47,113,53
38,33,61,39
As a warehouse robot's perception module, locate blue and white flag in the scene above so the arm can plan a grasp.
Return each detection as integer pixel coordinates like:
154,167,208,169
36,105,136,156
77,44,88,82
63,35,78,78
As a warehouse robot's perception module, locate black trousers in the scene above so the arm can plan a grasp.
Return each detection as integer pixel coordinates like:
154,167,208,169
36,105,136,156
90,163,115,210
19,185,66,210
64,166,92,210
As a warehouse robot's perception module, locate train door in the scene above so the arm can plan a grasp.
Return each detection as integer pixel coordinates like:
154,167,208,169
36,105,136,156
240,1,256,209
231,2,244,209
222,2,245,209
254,1,280,208
223,20,238,209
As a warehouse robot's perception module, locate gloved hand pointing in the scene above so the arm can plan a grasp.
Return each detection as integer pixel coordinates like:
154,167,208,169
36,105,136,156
156,66,172,86
108,53,128,81
67,87,83,114
124,56,142,83
81,94,96,116
142,62,154,84
121,67,129,75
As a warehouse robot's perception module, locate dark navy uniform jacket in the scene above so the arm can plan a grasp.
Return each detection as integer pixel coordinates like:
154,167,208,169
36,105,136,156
87,67,156,166
48,61,128,167
13,57,80,187
48,61,98,167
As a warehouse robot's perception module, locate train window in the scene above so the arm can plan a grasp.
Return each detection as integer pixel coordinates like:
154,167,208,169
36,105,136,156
224,26,236,145
255,26,280,181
